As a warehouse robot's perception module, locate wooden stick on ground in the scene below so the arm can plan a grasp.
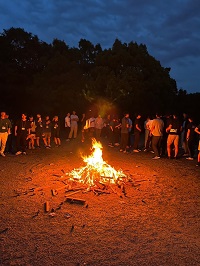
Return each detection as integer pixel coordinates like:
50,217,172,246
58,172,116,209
66,197,86,205
44,201,50,212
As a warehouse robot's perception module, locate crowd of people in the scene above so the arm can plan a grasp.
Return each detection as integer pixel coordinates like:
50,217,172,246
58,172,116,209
0,112,62,156
118,111,200,166
0,110,199,166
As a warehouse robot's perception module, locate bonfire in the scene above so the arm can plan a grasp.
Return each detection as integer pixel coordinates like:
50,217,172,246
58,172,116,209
67,139,127,187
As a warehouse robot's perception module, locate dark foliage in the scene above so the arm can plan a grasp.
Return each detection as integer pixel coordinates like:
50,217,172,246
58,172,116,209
0,27,199,122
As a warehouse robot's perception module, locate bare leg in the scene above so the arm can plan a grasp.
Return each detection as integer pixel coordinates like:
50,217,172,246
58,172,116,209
167,144,171,158
36,137,40,147
174,144,179,157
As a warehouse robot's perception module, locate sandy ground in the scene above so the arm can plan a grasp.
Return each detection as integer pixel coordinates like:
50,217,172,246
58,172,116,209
0,137,200,266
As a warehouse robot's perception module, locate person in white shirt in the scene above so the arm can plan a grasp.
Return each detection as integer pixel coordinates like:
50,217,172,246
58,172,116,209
65,113,70,141
89,115,96,138
150,114,164,159
68,111,79,139
95,115,104,140
144,116,153,151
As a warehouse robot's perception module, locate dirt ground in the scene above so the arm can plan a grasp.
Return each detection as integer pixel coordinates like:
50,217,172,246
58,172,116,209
0,137,200,266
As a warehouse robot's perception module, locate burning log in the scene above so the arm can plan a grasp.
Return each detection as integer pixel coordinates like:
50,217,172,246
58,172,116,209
65,139,127,190
43,139,130,199
94,180,107,190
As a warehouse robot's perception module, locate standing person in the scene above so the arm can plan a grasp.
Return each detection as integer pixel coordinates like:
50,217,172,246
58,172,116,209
42,115,52,148
88,114,96,138
110,115,121,147
68,111,79,140
194,124,200,166
150,113,164,159
102,114,111,140
65,113,71,141
52,116,61,147
35,114,43,148
80,113,86,142
161,114,171,156
133,114,142,152
5,113,14,154
28,116,36,149
144,116,153,151
112,116,121,146
95,114,104,141
144,116,150,151
0,111,12,157
120,112,130,153
166,114,182,159
181,113,189,156
186,116,196,160
127,117,133,150
15,113,31,155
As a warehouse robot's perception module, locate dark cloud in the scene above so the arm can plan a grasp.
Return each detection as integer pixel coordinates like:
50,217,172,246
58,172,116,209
0,0,199,93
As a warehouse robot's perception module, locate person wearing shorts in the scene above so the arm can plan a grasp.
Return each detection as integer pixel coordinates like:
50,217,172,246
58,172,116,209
27,116,36,149
52,116,61,147
166,114,182,159
35,114,44,148
43,115,52,148
0,111,12,157
194,124,200,166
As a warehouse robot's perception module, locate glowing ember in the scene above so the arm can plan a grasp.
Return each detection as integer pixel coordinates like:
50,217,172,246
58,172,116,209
67,139,126,186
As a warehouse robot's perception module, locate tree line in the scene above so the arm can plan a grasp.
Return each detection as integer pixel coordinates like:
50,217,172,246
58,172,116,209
0,27,199,121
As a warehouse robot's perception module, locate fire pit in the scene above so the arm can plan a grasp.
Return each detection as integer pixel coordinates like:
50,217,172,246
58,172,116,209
66,138,127,187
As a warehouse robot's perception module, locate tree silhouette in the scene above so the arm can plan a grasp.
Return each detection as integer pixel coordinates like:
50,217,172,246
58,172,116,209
0,27,199,122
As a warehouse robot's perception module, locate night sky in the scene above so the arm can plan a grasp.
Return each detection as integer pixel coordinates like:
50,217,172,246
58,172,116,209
1,0,200,93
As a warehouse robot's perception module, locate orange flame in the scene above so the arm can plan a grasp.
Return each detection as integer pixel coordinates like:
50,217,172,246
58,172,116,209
68,139,126,186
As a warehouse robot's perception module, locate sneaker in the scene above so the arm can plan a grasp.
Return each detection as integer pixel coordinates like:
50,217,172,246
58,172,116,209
186,157,193,160
150,150,155,154
16,151,22,155
114,143,120,146
123,150,127,153
22,152,27,155
133,149,139,153
183,153,189,157
143,148,147,152
152,156,160,159
0,152,5,157
119,149,123,152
